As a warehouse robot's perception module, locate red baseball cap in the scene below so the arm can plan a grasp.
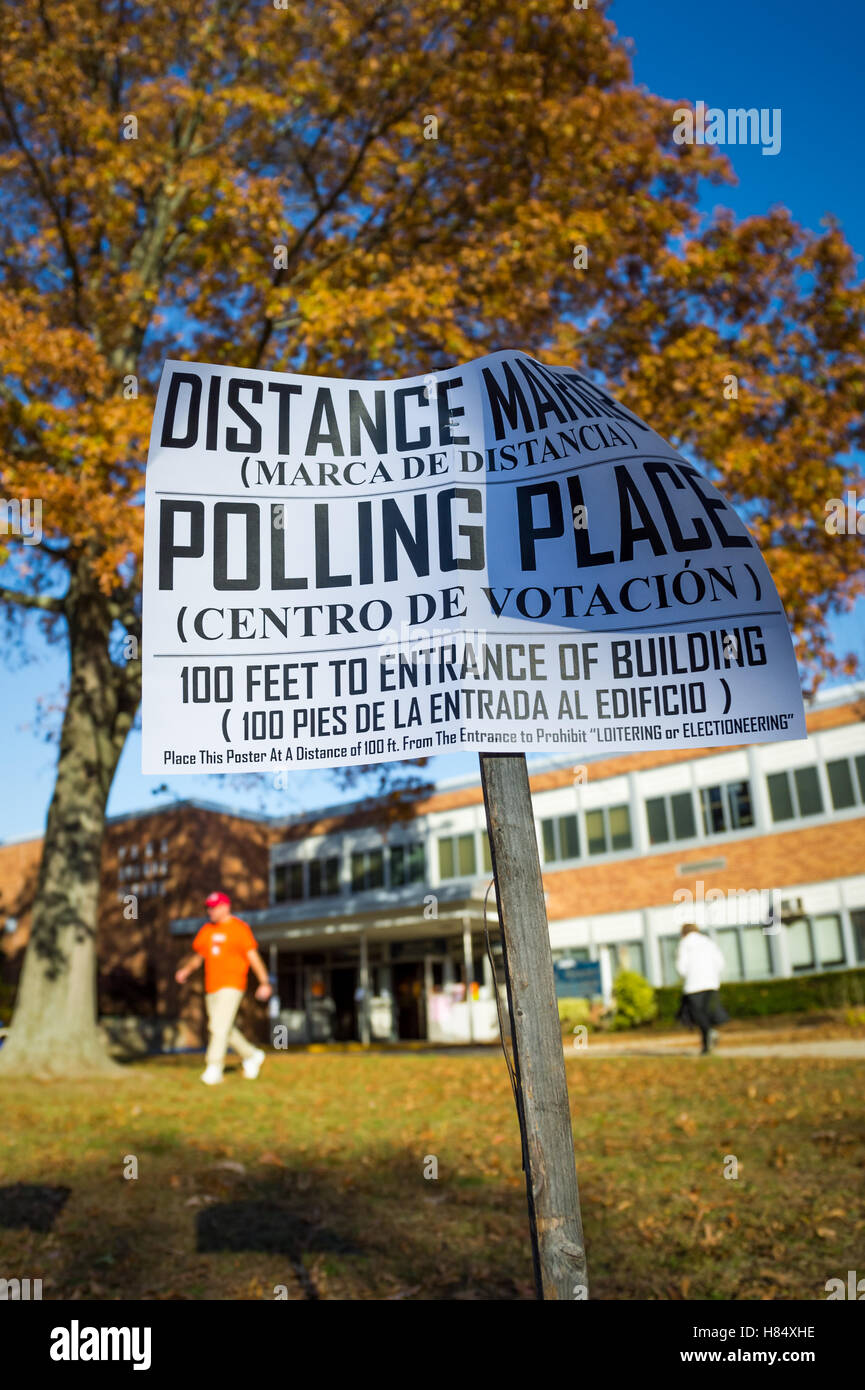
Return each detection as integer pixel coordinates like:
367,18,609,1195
205,891,231,909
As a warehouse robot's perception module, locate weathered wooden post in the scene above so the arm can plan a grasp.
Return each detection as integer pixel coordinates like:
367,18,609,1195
479,750,587,1300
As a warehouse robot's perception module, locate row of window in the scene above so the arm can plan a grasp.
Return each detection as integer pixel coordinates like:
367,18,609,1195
555,911,865,988
541,804,633,862
270,755,865,898
115,881,167,900
117,861,168,882
765,756,865,822
274,843,427,902
118,838,169,861
540,756,865,865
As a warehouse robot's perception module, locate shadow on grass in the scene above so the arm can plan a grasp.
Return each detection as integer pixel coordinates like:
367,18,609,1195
6,1146,534,1300
0,1184,71,1232
196,1200,363,1299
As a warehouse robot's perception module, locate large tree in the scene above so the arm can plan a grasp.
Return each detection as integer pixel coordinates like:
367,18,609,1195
0,0,862,1076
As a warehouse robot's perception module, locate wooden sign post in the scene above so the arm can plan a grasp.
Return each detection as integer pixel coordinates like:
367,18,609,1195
479,750,588,1301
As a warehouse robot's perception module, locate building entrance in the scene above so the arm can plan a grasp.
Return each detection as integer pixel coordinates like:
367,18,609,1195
330,966,357,1041
392,961,425,1039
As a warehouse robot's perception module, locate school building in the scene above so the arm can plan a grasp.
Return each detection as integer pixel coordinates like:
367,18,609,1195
173,681,865,1045
2,682,864,1048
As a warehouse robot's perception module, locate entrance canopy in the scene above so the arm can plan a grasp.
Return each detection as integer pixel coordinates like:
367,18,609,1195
170,879,496,952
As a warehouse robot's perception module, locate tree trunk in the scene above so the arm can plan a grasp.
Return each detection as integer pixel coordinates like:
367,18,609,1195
0,567,138,1078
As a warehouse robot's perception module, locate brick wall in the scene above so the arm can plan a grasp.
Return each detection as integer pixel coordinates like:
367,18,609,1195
0,805,282,1045
543,817,865,919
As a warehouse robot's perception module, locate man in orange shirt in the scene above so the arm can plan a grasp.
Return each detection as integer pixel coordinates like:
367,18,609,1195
175,891,272,1085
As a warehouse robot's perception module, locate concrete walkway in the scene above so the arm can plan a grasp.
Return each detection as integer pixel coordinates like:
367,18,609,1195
578,1037,865,1059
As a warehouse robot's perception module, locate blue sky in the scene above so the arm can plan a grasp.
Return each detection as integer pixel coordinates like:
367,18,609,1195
1,0,862,844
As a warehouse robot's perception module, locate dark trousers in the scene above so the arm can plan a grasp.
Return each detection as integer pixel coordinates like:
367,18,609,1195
677,989,727,1052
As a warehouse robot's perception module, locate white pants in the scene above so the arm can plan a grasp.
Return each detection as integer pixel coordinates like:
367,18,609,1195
205,987,256,1069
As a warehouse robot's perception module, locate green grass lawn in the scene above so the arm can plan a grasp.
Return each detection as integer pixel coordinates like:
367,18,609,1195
0,1051,861,1300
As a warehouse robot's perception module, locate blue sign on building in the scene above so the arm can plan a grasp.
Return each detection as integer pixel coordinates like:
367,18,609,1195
553,959,602,999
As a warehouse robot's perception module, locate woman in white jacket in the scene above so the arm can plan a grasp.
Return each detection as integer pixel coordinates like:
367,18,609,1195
675,923,729,1054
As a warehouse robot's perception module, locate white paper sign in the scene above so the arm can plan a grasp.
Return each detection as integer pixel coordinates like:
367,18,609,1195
141,350,805,773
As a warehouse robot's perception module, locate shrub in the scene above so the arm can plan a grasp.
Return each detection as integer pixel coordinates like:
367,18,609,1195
557,997,593,1028
609,970,657,1030
654,967,865,1022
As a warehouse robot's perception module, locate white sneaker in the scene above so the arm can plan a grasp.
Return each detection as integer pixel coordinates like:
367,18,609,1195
201,1064,223,1085
242,1049,266,1080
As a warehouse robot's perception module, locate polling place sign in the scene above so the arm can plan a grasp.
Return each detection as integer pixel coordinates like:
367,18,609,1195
141,350,805,773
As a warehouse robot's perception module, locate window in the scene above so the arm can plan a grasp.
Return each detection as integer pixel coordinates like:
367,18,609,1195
609,805,632,849
610,941,645,976
827,758,856,810
309,857,341,897
438,833,477,880
767,766,824,822
795,767,823,816
552,947,590,964
585,804,632,856
814,914,844,967
716,928,742,980
390,843,426,886
682,924,773,983
785,912,845,972
766,772,793,821
659,936,680,986
827,754,865,811
851,909,865,964
741,924,772,977
787,917,815,971
700,781,754,836
351,849,384,892
645,792,696,845
274,862,304,902
539,813,580,863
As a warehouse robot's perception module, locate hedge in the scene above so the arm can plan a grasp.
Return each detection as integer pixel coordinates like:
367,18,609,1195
654,967,865,1022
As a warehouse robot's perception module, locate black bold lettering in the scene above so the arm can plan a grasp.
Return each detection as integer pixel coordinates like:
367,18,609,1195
159,500,205,588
